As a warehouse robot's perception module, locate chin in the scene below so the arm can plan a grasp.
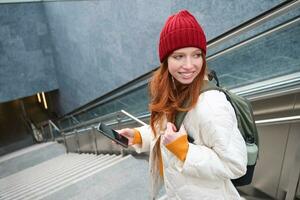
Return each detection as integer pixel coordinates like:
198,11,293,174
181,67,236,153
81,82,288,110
178,79,194,85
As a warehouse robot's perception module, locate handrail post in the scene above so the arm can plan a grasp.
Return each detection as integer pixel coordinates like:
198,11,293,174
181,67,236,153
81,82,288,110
48,121,54,141
49,120,61,132
62,132,69,154
92,127,99,155
117,113,125,156
75,129,81,154
41,125,46,142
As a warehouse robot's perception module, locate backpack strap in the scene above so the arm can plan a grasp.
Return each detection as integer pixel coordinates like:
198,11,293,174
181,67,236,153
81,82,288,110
174,81,219,143
201,80,222,93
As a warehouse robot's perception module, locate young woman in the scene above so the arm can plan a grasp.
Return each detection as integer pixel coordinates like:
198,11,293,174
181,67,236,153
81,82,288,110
118,10,247,200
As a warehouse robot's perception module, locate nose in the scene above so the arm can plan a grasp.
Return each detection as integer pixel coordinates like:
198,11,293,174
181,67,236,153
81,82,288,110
182,56,194,69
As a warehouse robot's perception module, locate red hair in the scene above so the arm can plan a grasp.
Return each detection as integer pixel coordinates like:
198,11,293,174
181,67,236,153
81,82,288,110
149,54,207,135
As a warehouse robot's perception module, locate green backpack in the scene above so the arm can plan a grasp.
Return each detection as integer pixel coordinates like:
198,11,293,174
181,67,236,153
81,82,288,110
175,75,259,187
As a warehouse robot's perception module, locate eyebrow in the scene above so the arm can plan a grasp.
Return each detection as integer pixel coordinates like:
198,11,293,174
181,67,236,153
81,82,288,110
172,50,202,54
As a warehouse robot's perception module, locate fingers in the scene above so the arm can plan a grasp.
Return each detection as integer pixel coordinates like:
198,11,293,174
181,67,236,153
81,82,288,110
117,128,132,137
116,129,124,137
115,128,134,146
162,123,187,146
166,122,177,132
163,122,177,145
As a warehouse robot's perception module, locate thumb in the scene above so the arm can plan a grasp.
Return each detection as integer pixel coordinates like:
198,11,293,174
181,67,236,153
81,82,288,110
166,122,177,132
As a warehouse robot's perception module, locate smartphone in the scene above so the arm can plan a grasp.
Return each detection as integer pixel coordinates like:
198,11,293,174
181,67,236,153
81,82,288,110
97,122,128,148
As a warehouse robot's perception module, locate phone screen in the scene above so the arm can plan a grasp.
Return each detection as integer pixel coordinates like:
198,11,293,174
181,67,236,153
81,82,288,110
97,123,128,148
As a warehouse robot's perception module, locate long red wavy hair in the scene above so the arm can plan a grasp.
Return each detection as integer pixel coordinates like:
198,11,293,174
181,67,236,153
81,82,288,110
149,53,207,135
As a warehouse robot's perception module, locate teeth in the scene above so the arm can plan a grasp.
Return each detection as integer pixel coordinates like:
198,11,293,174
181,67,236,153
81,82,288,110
179,72,194,78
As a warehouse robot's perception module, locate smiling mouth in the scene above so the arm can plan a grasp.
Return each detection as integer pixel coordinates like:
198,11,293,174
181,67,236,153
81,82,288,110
178,72,194,78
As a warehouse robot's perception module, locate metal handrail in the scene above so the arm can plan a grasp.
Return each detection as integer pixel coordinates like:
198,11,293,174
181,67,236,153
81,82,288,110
61,107,300,136
60,111,121,133
208,16,300,61
62,110,148,136
106,113,300,126
207,0,299,49
231,72,300,101
64,127,93,136
255,115,300,125
120,110,147,126
54,107,299,155
48,120,60,132
61,110,149,154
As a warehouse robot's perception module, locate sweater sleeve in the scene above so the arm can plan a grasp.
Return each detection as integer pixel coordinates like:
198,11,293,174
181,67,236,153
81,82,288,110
166,135,189,162
132,129,142,145
132,125,152,153
180,91,247,181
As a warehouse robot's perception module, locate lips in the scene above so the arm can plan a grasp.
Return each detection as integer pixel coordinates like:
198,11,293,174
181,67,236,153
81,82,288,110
178,72,195,79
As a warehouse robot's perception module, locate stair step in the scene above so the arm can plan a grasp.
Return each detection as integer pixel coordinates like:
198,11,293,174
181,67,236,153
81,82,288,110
43,155,150,200
0,153,124,200
0,153,98,194
0,142,66,179
30,156,130,200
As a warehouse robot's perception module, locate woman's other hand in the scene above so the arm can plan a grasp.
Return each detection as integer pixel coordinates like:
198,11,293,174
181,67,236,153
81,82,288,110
162,122,186,145
116,128,135,145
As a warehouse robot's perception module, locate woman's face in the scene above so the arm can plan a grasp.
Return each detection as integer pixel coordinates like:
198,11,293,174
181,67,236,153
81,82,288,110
167,47,203,85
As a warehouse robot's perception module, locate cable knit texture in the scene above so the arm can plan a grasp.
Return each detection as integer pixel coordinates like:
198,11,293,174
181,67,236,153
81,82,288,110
159,10,207,62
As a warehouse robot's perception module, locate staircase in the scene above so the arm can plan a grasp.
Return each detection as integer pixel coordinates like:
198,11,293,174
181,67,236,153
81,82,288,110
0,142,150,200
0,141,268,200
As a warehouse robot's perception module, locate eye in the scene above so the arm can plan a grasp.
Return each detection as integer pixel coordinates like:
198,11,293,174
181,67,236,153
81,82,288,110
193,53,202,58
173,55,183,60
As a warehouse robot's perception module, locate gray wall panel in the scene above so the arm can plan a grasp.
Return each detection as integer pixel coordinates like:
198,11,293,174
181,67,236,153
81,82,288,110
171,0,286,40
44,0,284,115
44,0,171,114
0,0,285,114
0,3,58,103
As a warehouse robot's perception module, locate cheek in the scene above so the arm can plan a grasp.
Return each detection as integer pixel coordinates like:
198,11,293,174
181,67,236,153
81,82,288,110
196,59,204,72
168,67,176,77
167,61,179,76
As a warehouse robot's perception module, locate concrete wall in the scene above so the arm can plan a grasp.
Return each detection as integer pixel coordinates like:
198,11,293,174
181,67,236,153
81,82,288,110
44,0,285,115
0,0,285,115
0,3,58,103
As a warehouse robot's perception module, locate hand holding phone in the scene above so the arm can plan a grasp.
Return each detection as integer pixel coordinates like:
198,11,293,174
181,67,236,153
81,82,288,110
116,128,136,145
97,123,129,148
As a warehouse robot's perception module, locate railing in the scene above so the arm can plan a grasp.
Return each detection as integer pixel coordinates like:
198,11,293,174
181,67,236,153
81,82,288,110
42,108,300,144
48,110,147,154
38,120,60,142
42,105,300,155
255,115,300,125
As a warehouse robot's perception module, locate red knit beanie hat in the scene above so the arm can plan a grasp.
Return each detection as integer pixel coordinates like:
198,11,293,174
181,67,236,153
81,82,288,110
159,10,207,63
